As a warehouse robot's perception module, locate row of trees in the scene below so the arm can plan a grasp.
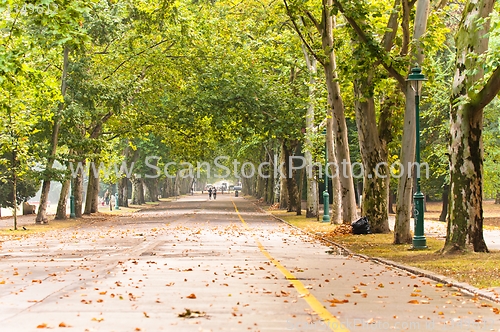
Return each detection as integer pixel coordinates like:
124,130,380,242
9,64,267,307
1,0,499,253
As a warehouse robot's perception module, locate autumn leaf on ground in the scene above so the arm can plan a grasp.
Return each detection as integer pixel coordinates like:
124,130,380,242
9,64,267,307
408,300,419,304
327,298,349,304
186,293,196,299
58,322,69,327
36,323,48,328
178,309,207,318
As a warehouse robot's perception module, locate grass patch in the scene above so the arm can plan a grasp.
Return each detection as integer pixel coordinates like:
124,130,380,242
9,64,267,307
0,219,84,238
272,210,500,289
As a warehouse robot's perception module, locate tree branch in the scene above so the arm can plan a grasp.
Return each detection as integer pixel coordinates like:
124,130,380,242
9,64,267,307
471,66,500,111
103,40,175,80
381,0,401,52
401,0,410,56
331,0,406,87
283,0,325,66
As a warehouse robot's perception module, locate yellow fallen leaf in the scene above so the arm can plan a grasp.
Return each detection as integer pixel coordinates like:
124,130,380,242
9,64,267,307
186,293,196,299
327,298,349,304
408,300,419,304
36,323,48,328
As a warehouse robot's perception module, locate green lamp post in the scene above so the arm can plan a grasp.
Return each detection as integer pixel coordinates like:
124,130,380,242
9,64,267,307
407,65,427,249
322,129,330,223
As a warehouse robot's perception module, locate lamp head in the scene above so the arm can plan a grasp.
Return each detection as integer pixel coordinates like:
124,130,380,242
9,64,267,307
407,65,427,93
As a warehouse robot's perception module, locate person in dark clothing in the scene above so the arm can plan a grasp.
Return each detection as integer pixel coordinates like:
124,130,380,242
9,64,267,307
212,187,217,200
208,187,213,200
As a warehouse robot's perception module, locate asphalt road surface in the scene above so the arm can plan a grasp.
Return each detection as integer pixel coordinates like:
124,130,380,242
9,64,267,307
0,194,499,332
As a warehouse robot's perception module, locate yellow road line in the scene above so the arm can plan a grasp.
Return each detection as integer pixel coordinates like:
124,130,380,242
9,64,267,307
231,200,350,332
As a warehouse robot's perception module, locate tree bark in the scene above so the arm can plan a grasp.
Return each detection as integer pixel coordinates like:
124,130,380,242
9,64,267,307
72,160,84,218
302,45,319,218
36,46,69,224
445,0,497,253
320,3,357,224
282,140,301,215
279,149,288,210
327,120,342,224
394,85,417,244
55,179,70,220
394,0,430,244
388,190,395,214
439,184,449,222
354,76,390,233
119,177,129,207
131,175,145,205
12,150,18,230
495,192,500,204
84,163,100,214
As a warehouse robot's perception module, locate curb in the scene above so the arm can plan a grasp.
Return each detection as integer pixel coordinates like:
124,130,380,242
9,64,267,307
254,203,500,304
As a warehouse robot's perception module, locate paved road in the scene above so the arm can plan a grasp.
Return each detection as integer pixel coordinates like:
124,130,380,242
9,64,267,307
0,194,499,331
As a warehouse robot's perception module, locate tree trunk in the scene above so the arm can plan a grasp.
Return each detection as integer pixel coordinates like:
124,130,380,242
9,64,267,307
388,190,395,214
55,179,70,220
279,149,288,210
394,0,430,244
495,192,500,204
302,45,319,218
144,178,159,202
445,0,497,253
12,150,18,230
327,123,342,224
36,46,69,224
439,184,449,222
354,76,390,233
320,4,357,224
131,175,145,205
282,141,301,215
73,160,84,218
119,177,129,207
84,165,99,214
394,85,416,244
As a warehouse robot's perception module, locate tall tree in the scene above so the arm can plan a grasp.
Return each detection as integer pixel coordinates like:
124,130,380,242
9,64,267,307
444,0,500,253
284,0,358,224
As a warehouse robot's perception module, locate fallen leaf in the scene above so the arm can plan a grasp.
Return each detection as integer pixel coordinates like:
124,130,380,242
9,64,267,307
178,309,206,318
186,293,196,299
36,323,48,328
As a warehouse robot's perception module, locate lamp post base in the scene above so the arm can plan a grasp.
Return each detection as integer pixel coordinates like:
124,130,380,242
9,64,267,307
412,191,427,250
322,191,330,223
411,236,428,250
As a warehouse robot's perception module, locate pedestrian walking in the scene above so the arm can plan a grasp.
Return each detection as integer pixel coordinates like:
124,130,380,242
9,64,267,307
213,187,217,200
208,187,213,200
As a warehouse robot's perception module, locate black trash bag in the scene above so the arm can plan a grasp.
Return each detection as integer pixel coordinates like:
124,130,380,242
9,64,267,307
351,216,371,235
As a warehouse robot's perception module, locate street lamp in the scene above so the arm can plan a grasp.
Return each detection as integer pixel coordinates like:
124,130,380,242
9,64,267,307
407,65,427,249
322,129,330,223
